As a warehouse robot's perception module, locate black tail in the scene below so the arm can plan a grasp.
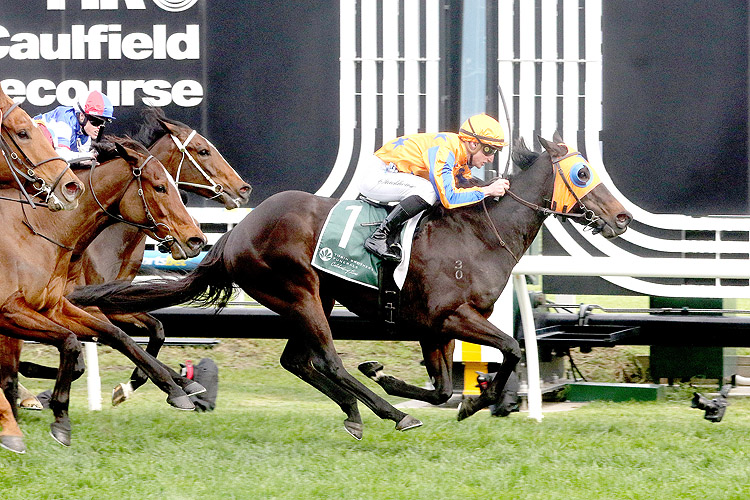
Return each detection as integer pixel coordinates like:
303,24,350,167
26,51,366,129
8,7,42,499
68,231,235,314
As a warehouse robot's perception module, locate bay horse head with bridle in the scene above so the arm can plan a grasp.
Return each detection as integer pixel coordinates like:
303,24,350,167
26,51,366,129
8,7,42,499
134,107,252,209
0,86,84,211
68,133,631,439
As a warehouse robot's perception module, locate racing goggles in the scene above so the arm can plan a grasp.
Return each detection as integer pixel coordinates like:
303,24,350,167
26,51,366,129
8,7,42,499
480,143,500,156
85,114,112,127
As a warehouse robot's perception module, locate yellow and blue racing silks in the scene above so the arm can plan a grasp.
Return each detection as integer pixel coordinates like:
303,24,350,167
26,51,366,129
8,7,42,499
374,132,485,208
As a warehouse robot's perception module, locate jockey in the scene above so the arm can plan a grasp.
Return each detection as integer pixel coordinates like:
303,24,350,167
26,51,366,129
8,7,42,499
358,113,510,262
34,90,115,164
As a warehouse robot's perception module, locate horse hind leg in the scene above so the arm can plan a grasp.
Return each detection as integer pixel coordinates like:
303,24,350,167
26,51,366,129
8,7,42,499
281,338,364,439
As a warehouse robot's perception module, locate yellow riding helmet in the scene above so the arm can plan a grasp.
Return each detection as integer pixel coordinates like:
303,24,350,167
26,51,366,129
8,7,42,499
458,113,507,149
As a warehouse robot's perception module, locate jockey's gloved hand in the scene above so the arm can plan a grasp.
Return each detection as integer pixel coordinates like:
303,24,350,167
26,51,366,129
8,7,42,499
67,153,97,169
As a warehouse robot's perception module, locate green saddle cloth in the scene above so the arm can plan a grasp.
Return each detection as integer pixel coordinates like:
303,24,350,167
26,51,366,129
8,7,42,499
312,200,405,289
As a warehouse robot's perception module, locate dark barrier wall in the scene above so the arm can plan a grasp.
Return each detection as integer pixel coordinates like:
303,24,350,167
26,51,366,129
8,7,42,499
1,1,339,206
601,0,748,215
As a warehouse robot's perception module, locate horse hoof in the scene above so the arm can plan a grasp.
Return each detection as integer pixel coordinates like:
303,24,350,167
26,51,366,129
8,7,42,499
183,381,206,397
0,436,26,454
49,422,71,447
358,361,384,380
112,382,133,406
457,397,479,421
344,421,363,440
167,394,196,411
395,415,422,431
19,396,43,411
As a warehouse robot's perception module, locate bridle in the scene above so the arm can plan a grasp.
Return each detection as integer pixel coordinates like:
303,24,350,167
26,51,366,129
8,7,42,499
89,153,175,251
482,150,603,262
168,130,240,207
0,103,73,209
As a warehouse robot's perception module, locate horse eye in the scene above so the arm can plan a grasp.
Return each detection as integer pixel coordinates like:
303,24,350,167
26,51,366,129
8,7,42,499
17,130,29,139
570,164,592,188
198,149,210,156
155,185,167,193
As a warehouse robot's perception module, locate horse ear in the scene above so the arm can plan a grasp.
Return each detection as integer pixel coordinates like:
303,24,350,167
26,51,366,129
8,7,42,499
114,142,136,165
552,130,564,143
537,136,567,158
156,118,179,135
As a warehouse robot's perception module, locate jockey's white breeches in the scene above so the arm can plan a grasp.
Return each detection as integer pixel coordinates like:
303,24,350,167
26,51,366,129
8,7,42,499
357,155,438,204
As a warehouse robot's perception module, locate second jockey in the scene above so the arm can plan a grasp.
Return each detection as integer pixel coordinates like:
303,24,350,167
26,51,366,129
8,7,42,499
34,90,115,165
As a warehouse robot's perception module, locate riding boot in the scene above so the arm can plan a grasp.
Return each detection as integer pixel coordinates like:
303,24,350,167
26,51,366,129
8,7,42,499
364,195,431,262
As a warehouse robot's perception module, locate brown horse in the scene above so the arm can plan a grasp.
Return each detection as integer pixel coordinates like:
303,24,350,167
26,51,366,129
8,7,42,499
0,138,206,447
13,108,253,405
1,86,84,211
68,135,632,439
0,88,85,454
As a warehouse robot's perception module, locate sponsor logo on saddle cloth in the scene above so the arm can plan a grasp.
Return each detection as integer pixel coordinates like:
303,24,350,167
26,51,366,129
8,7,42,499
312,200,420,289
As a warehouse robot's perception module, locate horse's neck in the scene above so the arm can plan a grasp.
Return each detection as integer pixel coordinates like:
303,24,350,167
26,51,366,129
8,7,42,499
487,160,555,256
31,159,135,251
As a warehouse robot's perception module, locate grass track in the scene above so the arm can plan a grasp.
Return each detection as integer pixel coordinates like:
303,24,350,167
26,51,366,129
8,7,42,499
2,341,750,499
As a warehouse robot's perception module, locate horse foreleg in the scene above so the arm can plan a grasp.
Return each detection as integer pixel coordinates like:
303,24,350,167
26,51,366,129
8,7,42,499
440,303,522,421
358,339,455,406
58,300,197,410
0,390,24,454
281,337,363,439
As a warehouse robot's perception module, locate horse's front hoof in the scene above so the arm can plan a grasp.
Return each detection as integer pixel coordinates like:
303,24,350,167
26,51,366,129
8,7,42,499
167,394,196,411
0,435,26,454
344,420,363,440
395,415,422,431
183,381,206,397
112,382,133,406
50,422,72,447
358,361,384,380
457,397,480,421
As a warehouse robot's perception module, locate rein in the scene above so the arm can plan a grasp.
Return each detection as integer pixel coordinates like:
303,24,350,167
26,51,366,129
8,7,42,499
0,103,72,209
89,154,175,249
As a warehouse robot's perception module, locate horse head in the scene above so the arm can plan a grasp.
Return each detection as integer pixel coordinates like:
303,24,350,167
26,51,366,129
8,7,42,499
537,133,631,239
142,107,252,209
112,141,207,259
0,88,84,211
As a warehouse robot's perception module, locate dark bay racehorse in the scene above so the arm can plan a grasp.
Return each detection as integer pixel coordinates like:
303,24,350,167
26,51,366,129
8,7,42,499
68,135,632,439
0,139,206,447
12,109,253,405
0,88,86,454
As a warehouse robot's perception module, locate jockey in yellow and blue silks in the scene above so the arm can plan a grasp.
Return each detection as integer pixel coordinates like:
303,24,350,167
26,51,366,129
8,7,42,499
358,113,510,262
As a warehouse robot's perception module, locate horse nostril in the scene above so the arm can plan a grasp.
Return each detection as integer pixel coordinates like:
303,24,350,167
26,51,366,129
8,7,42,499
64,181,82,199
240,185,252,196
188,237,206,251
616,212,632,227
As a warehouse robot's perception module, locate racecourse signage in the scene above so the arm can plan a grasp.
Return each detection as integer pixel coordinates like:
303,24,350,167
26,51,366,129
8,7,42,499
1,0,204,112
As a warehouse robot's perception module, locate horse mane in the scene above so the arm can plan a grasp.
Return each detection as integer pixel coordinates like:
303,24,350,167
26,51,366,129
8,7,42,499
91,135,151,163
132,107,189,148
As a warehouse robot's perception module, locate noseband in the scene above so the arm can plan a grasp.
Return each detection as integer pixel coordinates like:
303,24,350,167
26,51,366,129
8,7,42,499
89,154,176,250
0,103,73,208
